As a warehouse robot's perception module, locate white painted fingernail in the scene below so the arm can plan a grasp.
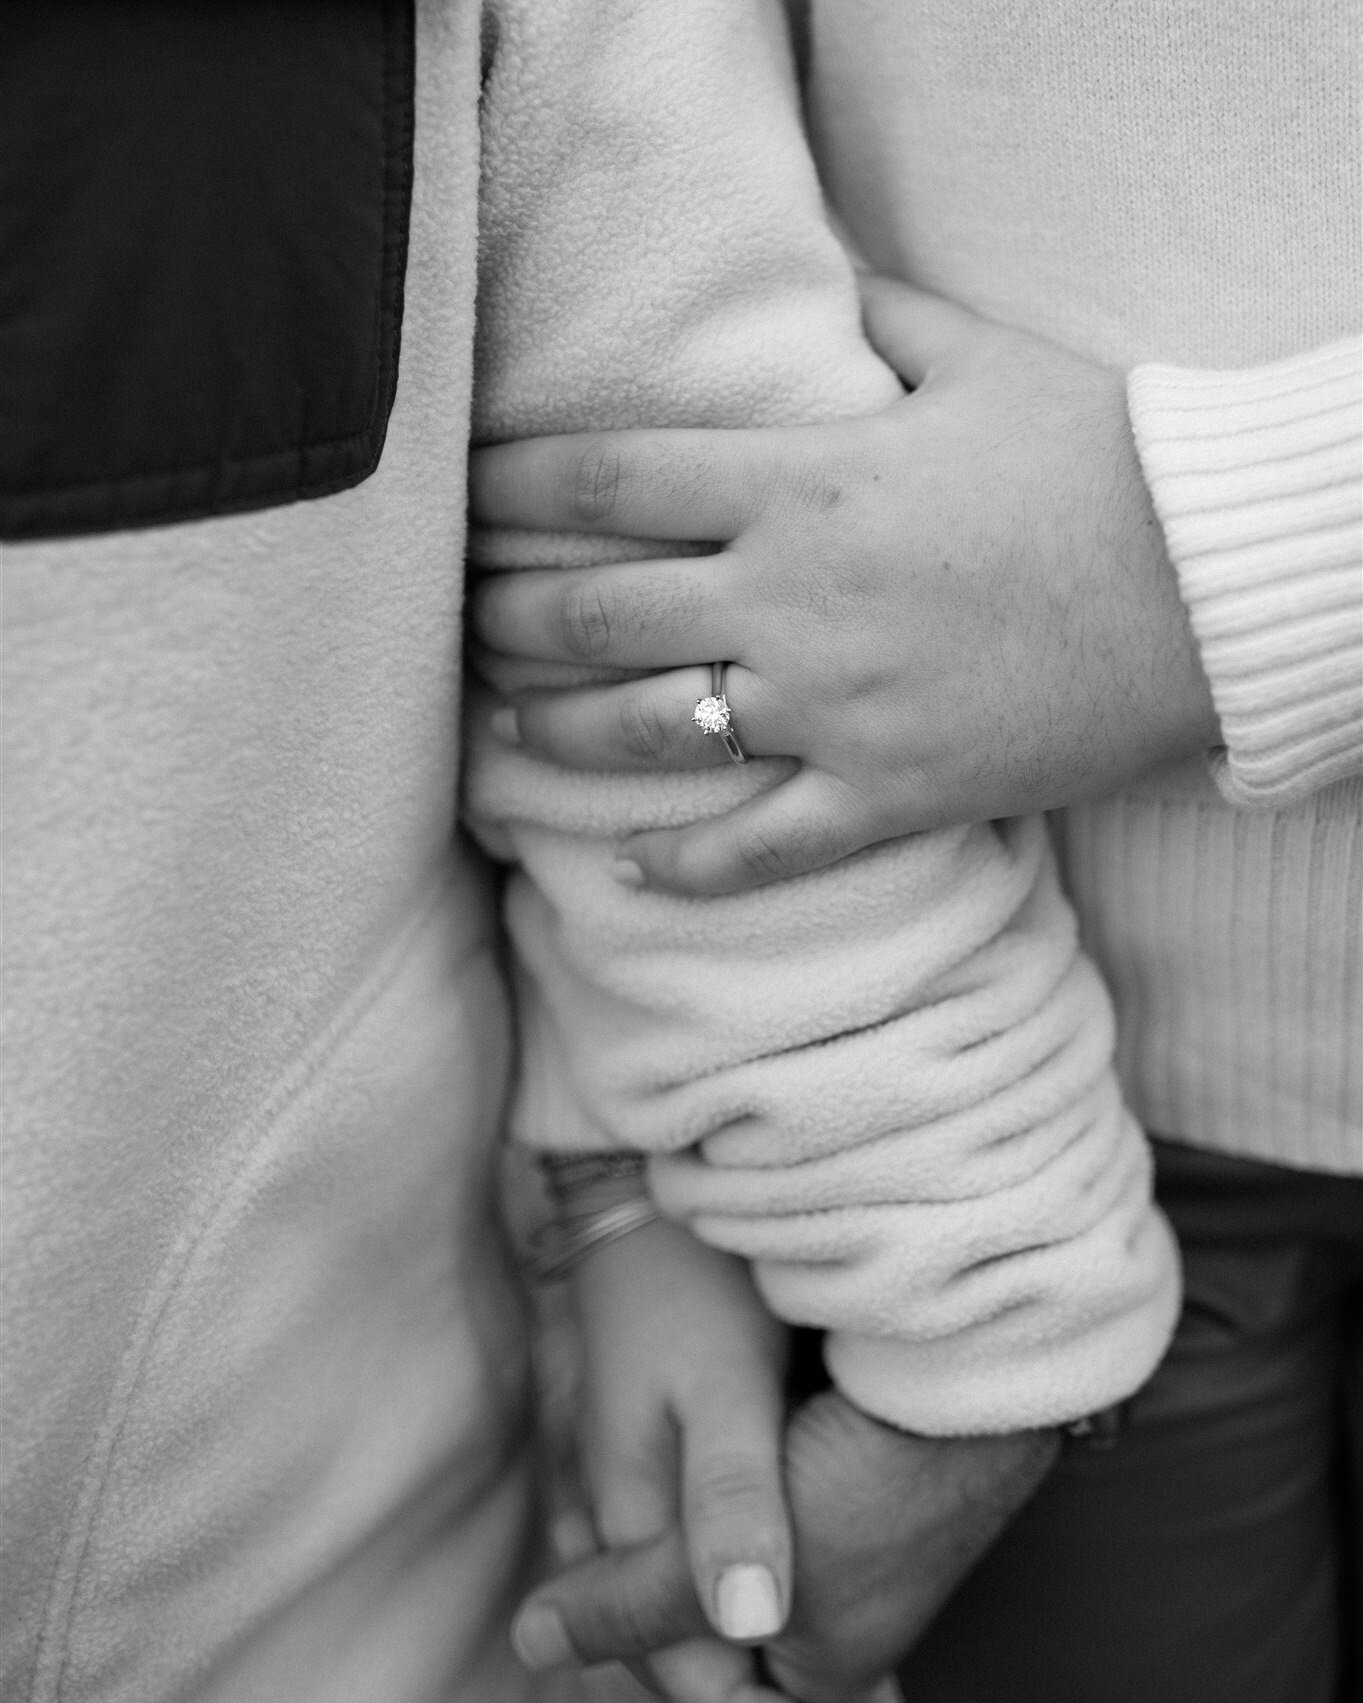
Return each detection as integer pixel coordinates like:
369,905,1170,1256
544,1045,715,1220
490,706,520,745
614,859,645,888
510,1601,574,1670
715,1563,783,1641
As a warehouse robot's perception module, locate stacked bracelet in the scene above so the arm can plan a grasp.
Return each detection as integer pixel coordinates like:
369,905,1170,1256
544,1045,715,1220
539,1150,646,1200
528,1196,660,1282
528,1150,658,1282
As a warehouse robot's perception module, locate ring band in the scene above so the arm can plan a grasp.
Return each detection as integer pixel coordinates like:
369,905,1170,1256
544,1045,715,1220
692,662,748,764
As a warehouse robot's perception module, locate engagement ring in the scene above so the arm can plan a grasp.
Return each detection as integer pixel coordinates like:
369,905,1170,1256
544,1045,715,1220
693,662,747,763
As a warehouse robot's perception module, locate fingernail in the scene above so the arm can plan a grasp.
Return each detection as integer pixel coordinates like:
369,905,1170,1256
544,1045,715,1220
490,706,520,745
715,1563,783,1641
614,859,645,888
510,1601,575,1670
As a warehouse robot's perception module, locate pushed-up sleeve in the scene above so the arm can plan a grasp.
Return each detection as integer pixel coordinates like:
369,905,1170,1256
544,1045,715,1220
470,0,1180,1433
1129,338,1363,808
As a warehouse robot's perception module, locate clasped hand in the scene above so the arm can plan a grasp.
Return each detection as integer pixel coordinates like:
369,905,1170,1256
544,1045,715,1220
514,1217,1057,1703
471,277,1219,895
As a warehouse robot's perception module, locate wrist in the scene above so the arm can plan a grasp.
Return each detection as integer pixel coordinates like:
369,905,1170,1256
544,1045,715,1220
1112,382,1223,770
529,1150,659,1281
541,1149,649,1212
1149,541,1223,759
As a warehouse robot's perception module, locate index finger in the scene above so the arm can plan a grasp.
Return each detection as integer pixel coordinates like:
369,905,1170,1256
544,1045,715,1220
470,427,773,541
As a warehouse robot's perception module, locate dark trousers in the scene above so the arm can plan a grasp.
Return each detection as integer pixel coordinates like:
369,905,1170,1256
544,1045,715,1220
896,1139,1363,1703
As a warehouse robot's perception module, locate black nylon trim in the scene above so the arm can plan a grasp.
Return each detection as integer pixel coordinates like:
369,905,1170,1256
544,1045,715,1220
0,1,416,541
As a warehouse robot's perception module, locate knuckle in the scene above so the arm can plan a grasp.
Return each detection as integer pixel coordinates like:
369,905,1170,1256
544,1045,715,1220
686,1458,778,1526
735,826,794,884
608,1598,667,1654
574,1578,682,1657
617,695,672,763
567,442,625,528
557,578,616,661
803,807,845,864
788,462,848,517
774,444,860,522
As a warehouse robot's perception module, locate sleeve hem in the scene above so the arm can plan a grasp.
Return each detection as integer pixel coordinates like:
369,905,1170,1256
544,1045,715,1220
1129,339,1363,808
823,1212,1182,1435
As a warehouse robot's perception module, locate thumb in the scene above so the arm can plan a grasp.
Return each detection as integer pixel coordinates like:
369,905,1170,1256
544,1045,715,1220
858,275,982,387
622,770,864,897
510,1529,709,1671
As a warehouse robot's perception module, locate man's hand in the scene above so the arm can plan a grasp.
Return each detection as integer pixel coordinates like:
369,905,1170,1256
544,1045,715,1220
472,277,1219,896
511,1389,1060,1701
760,1393,1057,1702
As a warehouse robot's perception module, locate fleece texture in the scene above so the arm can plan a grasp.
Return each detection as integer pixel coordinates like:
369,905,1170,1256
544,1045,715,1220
805,0,1360,1174
1,7,547,1701
466,0,1179,1435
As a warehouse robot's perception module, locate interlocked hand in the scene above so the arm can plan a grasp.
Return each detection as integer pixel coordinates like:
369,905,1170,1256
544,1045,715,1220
512,1389,1058,1701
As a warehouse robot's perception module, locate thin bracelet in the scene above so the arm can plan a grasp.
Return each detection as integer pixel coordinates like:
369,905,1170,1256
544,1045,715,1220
527,1197,660,1282
539,1151,646,1198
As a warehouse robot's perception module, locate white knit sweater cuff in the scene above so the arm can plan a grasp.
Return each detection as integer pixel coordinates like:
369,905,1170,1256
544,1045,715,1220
1128,338,1363,807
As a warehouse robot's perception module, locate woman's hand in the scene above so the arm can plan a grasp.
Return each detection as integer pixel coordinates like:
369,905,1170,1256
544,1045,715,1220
512,1216,792,1702
471,278,1219,896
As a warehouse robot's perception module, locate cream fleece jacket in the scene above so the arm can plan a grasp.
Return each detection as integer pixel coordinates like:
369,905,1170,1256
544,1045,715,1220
2,9,547,1700
807,0,1359,1175
467,0,1179,1435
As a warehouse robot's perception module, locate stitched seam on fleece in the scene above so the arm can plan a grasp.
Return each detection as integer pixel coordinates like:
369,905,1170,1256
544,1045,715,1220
31,871,463,1703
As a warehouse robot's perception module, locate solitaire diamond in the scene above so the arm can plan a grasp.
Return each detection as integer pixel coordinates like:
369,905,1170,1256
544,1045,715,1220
693,694,731,735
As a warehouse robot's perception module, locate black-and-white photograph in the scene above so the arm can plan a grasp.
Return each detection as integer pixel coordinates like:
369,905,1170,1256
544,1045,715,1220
2,4,1359,1701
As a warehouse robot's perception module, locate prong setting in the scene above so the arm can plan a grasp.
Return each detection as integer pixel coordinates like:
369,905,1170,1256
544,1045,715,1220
693,693,732,736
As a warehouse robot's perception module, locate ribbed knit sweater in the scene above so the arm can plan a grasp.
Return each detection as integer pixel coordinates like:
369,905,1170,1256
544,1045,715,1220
810,0,1362,1175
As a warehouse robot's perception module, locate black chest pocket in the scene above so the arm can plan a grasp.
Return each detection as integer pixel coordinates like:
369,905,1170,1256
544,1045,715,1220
0,1,415,541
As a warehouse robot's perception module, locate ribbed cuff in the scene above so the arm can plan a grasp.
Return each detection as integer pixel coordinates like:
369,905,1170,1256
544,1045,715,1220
1129,338,1363,807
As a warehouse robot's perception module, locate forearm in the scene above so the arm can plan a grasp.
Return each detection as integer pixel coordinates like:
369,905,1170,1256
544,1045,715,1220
638,840,1180,1434
470,737,1181,1429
